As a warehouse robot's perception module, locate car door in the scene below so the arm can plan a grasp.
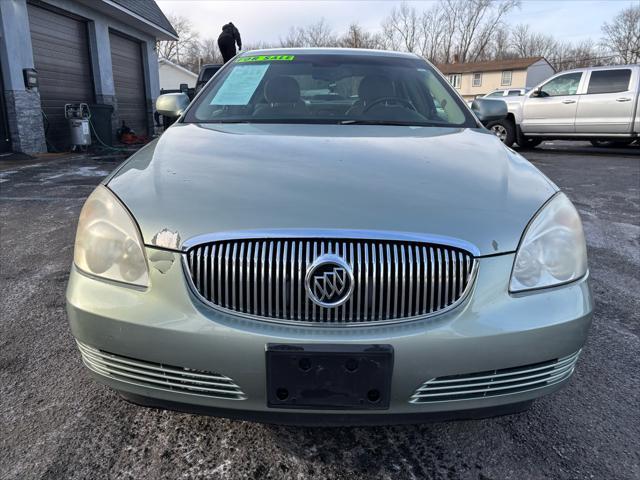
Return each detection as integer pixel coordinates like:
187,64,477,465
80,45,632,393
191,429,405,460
521,72,584,134
575,68,637,134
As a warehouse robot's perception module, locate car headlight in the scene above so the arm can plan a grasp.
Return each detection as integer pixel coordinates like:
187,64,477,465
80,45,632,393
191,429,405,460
510,193,587,292
74,185,149,287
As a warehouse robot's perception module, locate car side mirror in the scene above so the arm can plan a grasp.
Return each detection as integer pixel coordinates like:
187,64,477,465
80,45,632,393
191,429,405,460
531,87,542,98
156,93,190,118
471,98,508,125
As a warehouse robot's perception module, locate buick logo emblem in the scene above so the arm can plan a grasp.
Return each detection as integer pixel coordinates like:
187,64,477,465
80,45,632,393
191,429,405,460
305,254,354,308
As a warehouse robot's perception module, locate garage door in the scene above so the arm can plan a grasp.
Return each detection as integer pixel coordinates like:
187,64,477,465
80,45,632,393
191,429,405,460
28,4,94,150
109,31,147,137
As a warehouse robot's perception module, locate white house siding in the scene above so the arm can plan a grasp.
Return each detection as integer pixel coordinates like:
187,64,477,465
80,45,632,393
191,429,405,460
159,60,198,90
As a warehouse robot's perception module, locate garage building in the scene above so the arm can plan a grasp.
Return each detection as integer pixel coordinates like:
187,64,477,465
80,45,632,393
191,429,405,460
0,0,178,153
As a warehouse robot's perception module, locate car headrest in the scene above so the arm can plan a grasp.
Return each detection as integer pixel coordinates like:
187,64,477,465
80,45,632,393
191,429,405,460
264,76,301,104
358,75,395,103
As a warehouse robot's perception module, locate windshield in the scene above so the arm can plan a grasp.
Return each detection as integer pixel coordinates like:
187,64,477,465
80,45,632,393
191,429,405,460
185,53,476,127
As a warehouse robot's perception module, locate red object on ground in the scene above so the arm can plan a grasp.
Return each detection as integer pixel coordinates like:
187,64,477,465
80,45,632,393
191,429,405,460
119,133,149,145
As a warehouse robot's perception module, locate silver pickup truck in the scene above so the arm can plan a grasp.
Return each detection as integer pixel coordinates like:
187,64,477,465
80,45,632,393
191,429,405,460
486,64,640,148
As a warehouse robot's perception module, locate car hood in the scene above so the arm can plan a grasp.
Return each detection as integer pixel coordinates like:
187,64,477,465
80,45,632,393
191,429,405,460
107,123,557,256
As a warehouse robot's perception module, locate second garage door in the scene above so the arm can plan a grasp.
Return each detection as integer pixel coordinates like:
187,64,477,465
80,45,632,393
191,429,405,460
110,31,148,137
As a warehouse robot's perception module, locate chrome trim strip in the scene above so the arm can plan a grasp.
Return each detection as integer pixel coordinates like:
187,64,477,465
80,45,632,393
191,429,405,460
356,242,362,321
268,241,274,317
260,241,266,316
238,242,245,312
275,241,281,318
378,244,384,320
245,242,252,313
429,247,435,313
182,229,481,257
364,243,370,321
341,241,348,321
231,243,238,310
385,244,392,320
421,246,428,315
297,241,303,321
400,245,406,317
393,244,399,318
407,246,414,316
289,241,295,320
451,250,456,307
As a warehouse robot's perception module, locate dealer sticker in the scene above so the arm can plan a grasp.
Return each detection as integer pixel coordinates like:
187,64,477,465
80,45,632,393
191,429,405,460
236,55,295,63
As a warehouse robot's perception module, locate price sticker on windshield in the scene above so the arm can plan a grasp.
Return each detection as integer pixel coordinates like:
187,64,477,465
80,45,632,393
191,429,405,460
210,64,270,105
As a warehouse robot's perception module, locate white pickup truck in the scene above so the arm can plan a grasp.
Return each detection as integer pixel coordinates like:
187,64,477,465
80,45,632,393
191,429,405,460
486,64,640,148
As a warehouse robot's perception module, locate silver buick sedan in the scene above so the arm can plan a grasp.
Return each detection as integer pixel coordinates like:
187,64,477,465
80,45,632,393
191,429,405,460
67,49,592,425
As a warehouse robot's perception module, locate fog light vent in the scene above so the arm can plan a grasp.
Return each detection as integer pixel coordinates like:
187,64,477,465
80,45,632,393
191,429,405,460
76,341,247,400
410,350,581,403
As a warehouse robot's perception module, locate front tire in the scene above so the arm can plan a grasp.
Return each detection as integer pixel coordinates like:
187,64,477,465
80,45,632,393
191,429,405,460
518,137,543,149
486,119,515,147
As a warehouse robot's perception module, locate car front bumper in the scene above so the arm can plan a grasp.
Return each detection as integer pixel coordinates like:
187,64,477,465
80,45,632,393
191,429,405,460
66,248,593,425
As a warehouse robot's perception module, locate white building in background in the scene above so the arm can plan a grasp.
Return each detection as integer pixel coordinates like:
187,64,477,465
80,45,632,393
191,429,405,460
158,58,198,91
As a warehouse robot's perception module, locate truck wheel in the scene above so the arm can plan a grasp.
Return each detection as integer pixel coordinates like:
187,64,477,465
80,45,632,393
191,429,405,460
486,119,515,147
518,137,543,149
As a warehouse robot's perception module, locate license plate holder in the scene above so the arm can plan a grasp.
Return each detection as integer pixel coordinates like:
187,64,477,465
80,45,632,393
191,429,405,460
266,344,393,410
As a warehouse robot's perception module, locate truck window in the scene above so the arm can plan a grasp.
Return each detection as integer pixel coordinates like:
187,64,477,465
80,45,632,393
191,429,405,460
540,73,582,97
587,69,631,94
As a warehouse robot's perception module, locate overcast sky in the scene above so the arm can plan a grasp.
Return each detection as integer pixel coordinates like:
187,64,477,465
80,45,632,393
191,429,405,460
157,0,636,46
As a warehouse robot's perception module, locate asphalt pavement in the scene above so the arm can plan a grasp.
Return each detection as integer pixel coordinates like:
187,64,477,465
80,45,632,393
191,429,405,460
1,142,638,480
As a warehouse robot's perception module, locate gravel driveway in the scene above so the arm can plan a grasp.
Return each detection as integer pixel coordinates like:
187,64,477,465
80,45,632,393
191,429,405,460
1,143,638,480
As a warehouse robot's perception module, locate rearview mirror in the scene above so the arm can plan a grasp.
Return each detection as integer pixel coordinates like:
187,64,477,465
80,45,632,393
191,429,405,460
531,87,542,98
471,98,508,125
156,93,190,118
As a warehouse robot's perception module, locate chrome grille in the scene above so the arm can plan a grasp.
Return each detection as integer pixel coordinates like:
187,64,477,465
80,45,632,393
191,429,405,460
409,350,581,403
185,237,476,325
77,341,247,400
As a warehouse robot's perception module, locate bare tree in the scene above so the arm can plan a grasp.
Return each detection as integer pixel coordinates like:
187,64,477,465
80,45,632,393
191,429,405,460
304,18,338,47
156,14,200,66
601,4,640,64
279,26,306,48
511,24,557,58
280,19,337,48
199,37,224,66
339,23,383,49
488,25,513,60
382,1,420,52
417,7,448,62
445,0,520,63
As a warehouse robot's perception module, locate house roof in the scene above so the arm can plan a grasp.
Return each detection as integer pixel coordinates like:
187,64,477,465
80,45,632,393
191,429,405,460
437,57,547,74
107,0,178,37
159,58,198,78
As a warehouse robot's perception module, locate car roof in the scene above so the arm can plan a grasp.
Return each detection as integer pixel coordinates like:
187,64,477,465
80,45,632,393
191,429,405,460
240,47,420,60
560,64,639,74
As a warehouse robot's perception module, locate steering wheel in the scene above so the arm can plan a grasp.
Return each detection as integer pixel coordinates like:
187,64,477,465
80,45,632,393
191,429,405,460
362,97,417,113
